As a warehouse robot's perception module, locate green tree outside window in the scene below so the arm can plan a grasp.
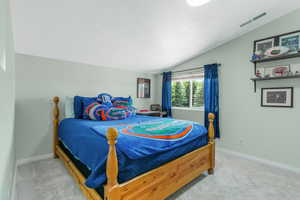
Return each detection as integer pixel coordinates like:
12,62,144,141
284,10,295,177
172,79,204,108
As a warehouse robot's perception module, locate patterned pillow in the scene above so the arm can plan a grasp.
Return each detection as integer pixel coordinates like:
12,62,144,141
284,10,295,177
87,103,110,121
105,107,127,120
112,96,133,107
74,96,97,119
97,93,113,107
85,102,128,121
82,99,99,119
125,106,137,118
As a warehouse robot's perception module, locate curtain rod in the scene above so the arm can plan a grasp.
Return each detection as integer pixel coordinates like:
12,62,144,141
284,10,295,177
160,63,221,75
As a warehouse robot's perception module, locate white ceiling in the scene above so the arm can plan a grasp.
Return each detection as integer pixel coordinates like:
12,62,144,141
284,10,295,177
11,0,300,72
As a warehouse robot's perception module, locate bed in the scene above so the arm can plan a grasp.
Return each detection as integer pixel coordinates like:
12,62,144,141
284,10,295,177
52,96,216,200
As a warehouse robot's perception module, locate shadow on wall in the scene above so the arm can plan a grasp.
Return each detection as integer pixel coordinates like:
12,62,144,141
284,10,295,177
15,97,63,159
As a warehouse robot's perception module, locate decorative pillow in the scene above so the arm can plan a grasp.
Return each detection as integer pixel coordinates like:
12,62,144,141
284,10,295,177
74,96,97,119
74,96,83,119
116,105,136,117
87,103,110,121
97,93,113,106
82,98,102,119
127,106,137,118
112,96,133,107
105,107,127,120
86,102,128,121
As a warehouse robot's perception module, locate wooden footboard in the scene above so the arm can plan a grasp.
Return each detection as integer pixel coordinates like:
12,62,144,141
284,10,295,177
53,97,215,200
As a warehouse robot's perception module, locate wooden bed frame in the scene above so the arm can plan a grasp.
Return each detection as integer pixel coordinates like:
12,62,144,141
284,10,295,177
52,96,216,200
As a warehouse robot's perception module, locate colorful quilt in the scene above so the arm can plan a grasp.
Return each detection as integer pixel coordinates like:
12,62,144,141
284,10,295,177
121,118,192,139
91,117,207,159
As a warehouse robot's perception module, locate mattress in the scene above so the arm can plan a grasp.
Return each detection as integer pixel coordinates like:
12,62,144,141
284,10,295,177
58,115,208,190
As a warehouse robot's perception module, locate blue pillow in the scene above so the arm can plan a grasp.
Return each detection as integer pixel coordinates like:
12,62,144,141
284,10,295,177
73,96,97,119
97,93,113,107
74,96,83,119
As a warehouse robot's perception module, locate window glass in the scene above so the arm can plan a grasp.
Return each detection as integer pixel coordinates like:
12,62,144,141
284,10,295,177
172,78,204,109
192,80,204,107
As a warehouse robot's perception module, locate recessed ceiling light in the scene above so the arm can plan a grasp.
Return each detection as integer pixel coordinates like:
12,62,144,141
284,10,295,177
186,0,211,7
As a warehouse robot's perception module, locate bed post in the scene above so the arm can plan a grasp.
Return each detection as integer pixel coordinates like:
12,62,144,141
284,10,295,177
105,128,120,200
208,113,215,175
53,96,60,158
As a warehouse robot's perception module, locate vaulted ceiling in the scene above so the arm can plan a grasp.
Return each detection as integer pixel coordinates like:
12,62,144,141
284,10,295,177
11,0,300,71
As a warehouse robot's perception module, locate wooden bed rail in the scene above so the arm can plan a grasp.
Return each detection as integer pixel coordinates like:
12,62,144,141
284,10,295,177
104,113,216,199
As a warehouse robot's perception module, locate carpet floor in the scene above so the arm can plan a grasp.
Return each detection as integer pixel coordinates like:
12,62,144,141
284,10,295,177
16,150,300,200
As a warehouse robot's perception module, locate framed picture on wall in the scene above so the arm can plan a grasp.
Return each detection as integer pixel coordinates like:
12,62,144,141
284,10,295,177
279,32,300,54
137,78,151,98
261,87,293,108
255,38,275,57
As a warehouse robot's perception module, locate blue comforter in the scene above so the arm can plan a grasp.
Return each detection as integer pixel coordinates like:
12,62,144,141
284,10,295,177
59,116,208,188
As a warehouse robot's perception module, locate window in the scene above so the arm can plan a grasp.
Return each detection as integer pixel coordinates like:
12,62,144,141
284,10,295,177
172,77,204,109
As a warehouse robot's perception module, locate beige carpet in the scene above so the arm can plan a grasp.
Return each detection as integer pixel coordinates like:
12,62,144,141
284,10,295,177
16,150,300,200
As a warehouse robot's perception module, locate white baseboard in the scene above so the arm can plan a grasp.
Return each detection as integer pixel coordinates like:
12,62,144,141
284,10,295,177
217,147,300,174
16,153,53,166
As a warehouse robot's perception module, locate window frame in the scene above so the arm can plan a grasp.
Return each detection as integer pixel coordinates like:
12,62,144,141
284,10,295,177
171,78,204,111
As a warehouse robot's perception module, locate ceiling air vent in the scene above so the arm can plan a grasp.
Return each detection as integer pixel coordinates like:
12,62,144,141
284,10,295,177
240,12,267,27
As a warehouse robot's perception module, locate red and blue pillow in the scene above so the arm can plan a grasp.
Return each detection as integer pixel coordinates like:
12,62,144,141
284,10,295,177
75,94,136,121
85,103,128,121
112,96,133,107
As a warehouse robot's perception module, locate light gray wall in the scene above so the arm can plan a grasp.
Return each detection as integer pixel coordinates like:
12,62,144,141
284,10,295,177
15,54,158,159
172,109,204,124
161,9,300,169
0,0,16,199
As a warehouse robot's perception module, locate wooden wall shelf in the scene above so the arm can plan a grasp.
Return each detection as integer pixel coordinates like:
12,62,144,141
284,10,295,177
251,74,300,81
251,52,300,64
251,30,300,92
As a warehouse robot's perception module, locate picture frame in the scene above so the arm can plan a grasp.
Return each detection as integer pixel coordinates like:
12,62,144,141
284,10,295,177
261,87,293,108
137,78,151,98
279,32,300,54
255,38,275,57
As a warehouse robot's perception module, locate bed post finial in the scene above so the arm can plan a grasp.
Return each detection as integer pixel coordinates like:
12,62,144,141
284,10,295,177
105,128,120,199
208,113,215,143
107,127,118,145
53,96,60,158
